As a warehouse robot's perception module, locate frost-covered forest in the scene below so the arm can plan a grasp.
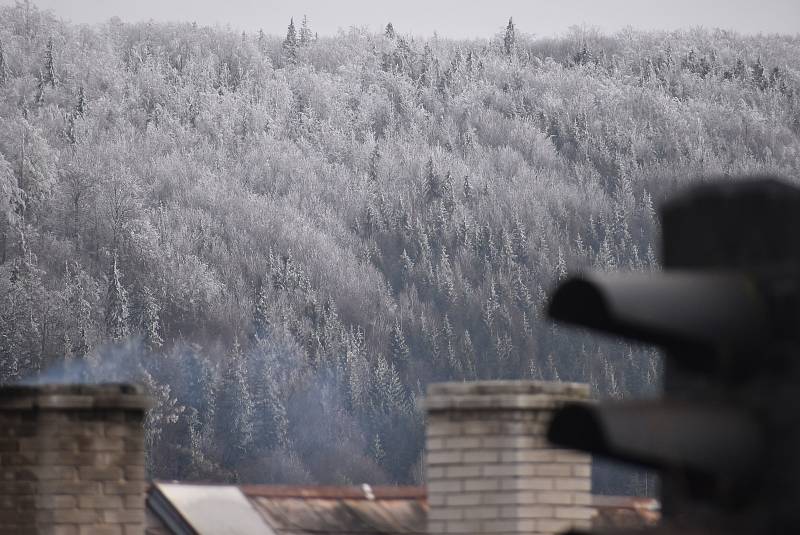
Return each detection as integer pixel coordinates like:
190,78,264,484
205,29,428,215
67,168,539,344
0,2,798,493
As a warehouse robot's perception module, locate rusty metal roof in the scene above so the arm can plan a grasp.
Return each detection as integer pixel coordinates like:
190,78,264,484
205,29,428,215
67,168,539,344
240,485,426,501
250,497,426,535
246,485,427,535
592,495,660,529
148,482,654,535
147,484,427,535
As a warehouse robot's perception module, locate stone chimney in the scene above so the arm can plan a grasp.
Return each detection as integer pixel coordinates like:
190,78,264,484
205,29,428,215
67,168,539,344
425,381,593,535
0,383,150,535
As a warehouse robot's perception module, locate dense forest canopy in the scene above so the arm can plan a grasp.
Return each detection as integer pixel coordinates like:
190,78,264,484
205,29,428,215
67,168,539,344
0,2,798,493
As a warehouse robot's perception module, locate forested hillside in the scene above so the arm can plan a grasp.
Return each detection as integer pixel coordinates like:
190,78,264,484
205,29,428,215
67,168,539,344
0,2,798,493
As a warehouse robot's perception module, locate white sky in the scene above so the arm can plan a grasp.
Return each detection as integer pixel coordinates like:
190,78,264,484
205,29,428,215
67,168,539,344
3,0,799,38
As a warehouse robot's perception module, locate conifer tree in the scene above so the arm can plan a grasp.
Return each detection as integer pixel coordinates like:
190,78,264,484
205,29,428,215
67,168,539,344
105,255,129,342
253,282,270,341
733,58,749,80
463,174,473,203
389,318,410,366
482,278,500,333
768,66,785,92
424,158,442,201
66,117,77,146
499,226,515,266
522,310,533,337
752,58,767,90
611,198,631,246
368,144,380,183
478,222,496,263
266,378,289,449
61,331,72,360
63,262,94,358
442,172,455,213
510,216,528,264
217,338,254,463
420,44,434,86
437,248,455,305
646,244,658,268
595,236,616,271
554,247,567,281
387,364,410,414
257,29,267,53
0,39,7,86
198,356,218,433
495,332,514,369
369,433,386,464
66,87,87,144
138,285,163,351
513,268,532,311
385,23,396,40
43,36,57,87
460,330,476,379
74,326,90,360
186,407,211,478
528,354,542,380
282,18,298,61
75,86,86,117
456,215,470,247
433,199,448,234
418,252,435,292
299,15,312,46
374,353,408,415
141,369,183,472
321,295,341,346
573,43,591,65
503,18,515,56
400,249,414,287
441,314,460,374
34,69,45,104
574,232,587,260
346,327,370,411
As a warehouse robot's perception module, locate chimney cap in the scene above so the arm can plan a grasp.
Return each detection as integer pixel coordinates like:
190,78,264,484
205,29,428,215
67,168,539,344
0,383,151,410
425,380,590,412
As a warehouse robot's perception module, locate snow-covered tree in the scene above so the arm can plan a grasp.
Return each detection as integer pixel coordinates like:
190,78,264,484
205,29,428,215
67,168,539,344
43,36,57,87
252,282,270,341
282,18,297,61
0,9,790,492
105,255,129,342
503,18,515,56
299,15,313,46
137,285,163,351
0,39,7,86
389,318,410,366
216,338,254,464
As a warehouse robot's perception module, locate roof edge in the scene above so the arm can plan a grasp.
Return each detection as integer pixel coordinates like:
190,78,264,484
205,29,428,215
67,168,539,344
240,484,427,501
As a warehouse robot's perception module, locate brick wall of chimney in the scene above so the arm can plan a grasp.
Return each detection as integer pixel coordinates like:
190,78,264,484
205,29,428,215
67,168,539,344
425,381,593,535
0,384,149,535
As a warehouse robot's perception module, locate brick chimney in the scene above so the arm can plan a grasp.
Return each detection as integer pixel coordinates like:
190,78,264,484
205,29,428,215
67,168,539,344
0,383,150,535
425,381,594,535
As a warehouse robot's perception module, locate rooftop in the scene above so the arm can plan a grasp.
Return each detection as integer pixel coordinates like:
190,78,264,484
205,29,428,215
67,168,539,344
146,483,657,535
147,483,428,535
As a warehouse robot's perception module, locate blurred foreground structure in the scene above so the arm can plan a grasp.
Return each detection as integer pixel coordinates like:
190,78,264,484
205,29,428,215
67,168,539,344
547,177,800,534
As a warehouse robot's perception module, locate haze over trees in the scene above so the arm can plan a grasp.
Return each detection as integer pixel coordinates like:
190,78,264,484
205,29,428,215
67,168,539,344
0,2,798,493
